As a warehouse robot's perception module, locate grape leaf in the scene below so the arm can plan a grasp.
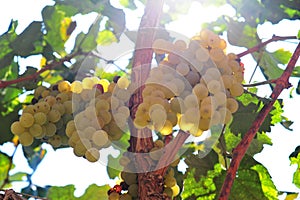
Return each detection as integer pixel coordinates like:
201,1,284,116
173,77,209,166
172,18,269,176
97,30,117,46
290,153,300,188
119,0,137,10
272,49,292,65
47,184,110,200
0,152,10,187
0,106,21,145
230,101,272,136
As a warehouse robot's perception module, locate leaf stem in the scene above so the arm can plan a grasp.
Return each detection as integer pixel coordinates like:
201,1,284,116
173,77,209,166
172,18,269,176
219,42,300,199
243,79,276,87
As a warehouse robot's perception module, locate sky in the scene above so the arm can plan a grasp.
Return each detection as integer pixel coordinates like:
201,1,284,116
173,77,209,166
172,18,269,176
0,0,300,199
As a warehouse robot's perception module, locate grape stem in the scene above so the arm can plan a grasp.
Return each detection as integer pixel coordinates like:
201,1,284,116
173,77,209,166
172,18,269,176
219,42,300,199
237,35,298,58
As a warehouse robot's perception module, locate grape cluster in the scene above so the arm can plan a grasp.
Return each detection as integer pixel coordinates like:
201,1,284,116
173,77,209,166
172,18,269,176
66,76,131,162
134,29,244,137
10,82,74,147
11,76,131,163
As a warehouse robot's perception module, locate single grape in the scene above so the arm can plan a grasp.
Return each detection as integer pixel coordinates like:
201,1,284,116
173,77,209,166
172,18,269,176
10,121,25,135
85,148,100,162
19,132,34,146
70,80,83,93
20,113,35,128
58,80,71,93
92,130,109,147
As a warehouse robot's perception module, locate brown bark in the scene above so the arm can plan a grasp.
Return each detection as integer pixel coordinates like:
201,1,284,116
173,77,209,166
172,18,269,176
127,0,165,199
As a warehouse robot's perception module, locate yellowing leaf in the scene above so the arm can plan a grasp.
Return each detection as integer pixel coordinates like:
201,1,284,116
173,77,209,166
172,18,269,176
60,17,72,41
285,193,298,200
96,30,117,46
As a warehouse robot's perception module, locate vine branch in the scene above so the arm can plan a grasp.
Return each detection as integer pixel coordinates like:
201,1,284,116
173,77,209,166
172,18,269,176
237,35,297,58
219,42,300,199
0,51,83,89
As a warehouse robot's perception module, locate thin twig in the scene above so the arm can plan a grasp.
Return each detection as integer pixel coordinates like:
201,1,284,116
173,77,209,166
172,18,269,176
219,42,300,199
237,35,298,58
0,51,82,89
243,79,276,87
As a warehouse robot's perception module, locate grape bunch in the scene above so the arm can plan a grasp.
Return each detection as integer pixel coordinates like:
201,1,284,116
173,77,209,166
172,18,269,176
10,76,131,163
66,76,131,162
134,29,244,137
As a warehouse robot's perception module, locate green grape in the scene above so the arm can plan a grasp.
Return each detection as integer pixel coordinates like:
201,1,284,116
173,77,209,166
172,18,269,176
160,120,173,135
207,80,221,94
44,95,57,106
209,48,226,62
121,172,137,185
174,39,187,50
44,123,57,137
66,120,76,137
184,94,199,108
195,47,210,62
200,104,214,119
99,110,112,125
109,192,120,200
23,105,36,114
82,77,95,90
71,80,83,93
56,92,70,103
11,121,25,135
183,107,200,123
58,80,71,93
170,97,185,113
198,117,210,131
128,184,138,198
85,147,100,162
173,78,186,95
63,100,73,114
226,98,239,113
47,109,61,123
192,83,208,100
213,92,227,107
167,112,178,126
52,103,65,115
117,76,130,89
48,135,62,148
117,106,130,118
164,176,176,187
205,68,221,80
92,130,109,147
35,102,50,114
119,193,132,200
20,113,35,128
19,132,34,146
176,62,190,76
33,112,47,125
229,82,244,97
34,86,47,98
84,106,98,120
29,123,43,137
96,99,110,111
73,138,90,157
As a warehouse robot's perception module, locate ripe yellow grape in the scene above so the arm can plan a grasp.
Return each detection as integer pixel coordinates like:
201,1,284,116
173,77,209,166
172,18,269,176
19,132,34,146
193,83,208,100
174,39,187,50
117,76,130,89
29,123,43,137
184,94,199,108
109,192,120,200
63,101,73,114
160,120,173,135
92,130,109,147
82,77,95,89
45,123,57,137
207,80,221,94
209,48,226,62
48,135,62,148
47,109,61,123
226,98,239,113
152,38,168,54
52,103,65,115
20,113,35,128
35,102,50,114
195,48,210,62
58,81,71,92
66,120,76,137
171,184,180,197
10,121,25,135
98,79,110,92
85,148,100,162
70,80,83,93
23,105,36,114
44,96,57,106
229,82,244,97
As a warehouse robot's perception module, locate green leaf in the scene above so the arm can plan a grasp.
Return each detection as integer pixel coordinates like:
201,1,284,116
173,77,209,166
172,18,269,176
184,150,219,181
214,156,275,200
47,184,77,200
0,153,10,187
272,49,292,65
290,154,300,188
107,154,121,179
79,184,110,200
251,165,278,199
298,29,300,39
16,66,42,90
292,66,300,77
9,172,27,182
10,22,43,57
96,30,117,46
230,101,272,136
47,184,110,200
